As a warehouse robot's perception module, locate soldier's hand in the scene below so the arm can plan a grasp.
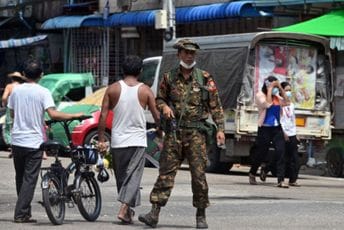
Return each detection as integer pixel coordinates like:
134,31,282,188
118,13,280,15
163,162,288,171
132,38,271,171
162,105,175,119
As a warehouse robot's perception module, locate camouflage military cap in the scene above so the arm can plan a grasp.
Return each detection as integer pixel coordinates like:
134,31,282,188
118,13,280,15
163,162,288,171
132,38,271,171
173,38,200,51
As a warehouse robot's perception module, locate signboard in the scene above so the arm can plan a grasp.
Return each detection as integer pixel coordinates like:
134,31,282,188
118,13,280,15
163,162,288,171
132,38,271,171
255,45,317,109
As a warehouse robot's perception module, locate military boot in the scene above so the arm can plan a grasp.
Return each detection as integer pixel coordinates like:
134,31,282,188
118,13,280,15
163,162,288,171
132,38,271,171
196,208,208,229
138,204,160,228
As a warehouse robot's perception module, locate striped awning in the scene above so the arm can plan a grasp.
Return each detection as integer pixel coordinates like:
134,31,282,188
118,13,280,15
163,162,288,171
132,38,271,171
42,1,273,29
0,35,48,49
106,1,273,27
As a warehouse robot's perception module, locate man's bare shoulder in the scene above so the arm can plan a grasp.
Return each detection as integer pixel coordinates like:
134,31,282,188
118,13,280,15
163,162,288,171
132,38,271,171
139,83,153,94
106,81,121,93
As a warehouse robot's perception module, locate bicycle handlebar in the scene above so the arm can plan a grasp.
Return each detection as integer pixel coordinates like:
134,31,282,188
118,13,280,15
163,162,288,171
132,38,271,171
45,115,93,126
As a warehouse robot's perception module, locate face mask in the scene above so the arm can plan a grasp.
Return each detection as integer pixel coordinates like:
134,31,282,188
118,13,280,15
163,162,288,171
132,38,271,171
272,87,279,95
285,91,292,98
180,60,196,69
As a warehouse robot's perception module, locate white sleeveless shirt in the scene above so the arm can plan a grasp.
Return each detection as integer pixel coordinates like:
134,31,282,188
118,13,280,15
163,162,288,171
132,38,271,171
111,80,147,148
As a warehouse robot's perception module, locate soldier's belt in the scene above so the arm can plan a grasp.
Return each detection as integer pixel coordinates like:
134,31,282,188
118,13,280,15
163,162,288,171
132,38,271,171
178,120,205,129
179,120,216,145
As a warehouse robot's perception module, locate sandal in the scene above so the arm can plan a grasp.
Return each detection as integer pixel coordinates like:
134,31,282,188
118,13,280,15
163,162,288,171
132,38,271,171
277,181,289,188
289,182,301,187
117,214,132,224
118,208,135,224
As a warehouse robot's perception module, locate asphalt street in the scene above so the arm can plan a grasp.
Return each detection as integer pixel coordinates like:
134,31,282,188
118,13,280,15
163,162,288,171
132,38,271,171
0,151,344,230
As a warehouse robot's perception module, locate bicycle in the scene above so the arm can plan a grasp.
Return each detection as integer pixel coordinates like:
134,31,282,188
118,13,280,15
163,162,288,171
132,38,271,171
40,115,106,225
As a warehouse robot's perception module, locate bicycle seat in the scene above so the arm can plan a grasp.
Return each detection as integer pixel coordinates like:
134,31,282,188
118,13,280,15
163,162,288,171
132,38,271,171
41,140,64,151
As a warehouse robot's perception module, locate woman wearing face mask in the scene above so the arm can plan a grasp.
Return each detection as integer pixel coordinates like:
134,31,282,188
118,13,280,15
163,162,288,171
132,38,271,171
279,81,300,186
249,75,289,188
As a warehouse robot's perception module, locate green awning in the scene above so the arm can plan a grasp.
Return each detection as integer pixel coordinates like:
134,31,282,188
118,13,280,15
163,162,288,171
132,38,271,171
275,9,344,50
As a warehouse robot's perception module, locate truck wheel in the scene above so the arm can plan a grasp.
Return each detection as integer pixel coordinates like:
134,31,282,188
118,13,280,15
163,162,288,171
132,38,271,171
206,146,232,174
326,147,344,177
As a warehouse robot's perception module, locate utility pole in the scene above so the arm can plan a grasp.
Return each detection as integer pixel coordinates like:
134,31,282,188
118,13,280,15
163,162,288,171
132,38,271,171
155,0,176,41
157,0,175,41
164,0,175,41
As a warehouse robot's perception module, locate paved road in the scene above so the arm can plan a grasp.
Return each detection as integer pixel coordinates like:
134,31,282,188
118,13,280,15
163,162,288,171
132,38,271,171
0,151,343,230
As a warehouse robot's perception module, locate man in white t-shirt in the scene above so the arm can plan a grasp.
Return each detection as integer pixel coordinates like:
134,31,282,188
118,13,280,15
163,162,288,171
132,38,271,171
8,58,83,223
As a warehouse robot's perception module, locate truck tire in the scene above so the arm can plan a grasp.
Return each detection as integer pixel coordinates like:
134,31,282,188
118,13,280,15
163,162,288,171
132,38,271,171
326,147,344,177
206,146,232,174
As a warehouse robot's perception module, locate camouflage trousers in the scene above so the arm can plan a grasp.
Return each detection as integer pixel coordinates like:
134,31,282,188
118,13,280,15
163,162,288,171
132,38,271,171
150,128,209,208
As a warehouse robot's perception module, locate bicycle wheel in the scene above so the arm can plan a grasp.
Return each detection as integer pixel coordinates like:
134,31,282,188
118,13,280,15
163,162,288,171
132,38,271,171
75,175,101,221
42,174,65,225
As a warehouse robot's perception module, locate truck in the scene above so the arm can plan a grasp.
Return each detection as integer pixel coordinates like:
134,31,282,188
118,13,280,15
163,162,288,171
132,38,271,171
145,31,333,173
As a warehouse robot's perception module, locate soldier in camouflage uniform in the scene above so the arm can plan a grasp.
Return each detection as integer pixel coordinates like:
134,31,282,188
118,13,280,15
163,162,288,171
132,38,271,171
138,39,225,229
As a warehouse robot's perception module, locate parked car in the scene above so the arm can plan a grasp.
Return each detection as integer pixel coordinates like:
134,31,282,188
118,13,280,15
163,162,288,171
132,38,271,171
52,87,113,147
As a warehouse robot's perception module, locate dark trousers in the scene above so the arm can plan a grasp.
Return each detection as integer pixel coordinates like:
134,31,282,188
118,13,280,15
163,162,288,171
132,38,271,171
249,126,286,183
12,145,43,219
285,136,299,183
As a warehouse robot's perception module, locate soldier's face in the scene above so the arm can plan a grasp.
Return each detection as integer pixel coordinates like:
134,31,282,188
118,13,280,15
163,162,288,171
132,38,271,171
178,49,196,65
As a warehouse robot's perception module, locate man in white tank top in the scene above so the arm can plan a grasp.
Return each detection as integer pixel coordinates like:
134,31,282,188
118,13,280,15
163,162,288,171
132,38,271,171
98,55,160,224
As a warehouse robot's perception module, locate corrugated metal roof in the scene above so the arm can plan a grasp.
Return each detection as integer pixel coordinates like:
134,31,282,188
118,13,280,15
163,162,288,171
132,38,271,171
0,35,48,49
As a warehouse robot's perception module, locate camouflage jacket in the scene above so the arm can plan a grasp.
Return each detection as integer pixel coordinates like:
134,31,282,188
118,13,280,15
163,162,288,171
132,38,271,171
156,66,225,132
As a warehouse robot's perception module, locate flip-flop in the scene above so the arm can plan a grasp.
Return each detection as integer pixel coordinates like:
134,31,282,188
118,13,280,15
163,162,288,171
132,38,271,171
117,214,132,224
117,209,135,224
